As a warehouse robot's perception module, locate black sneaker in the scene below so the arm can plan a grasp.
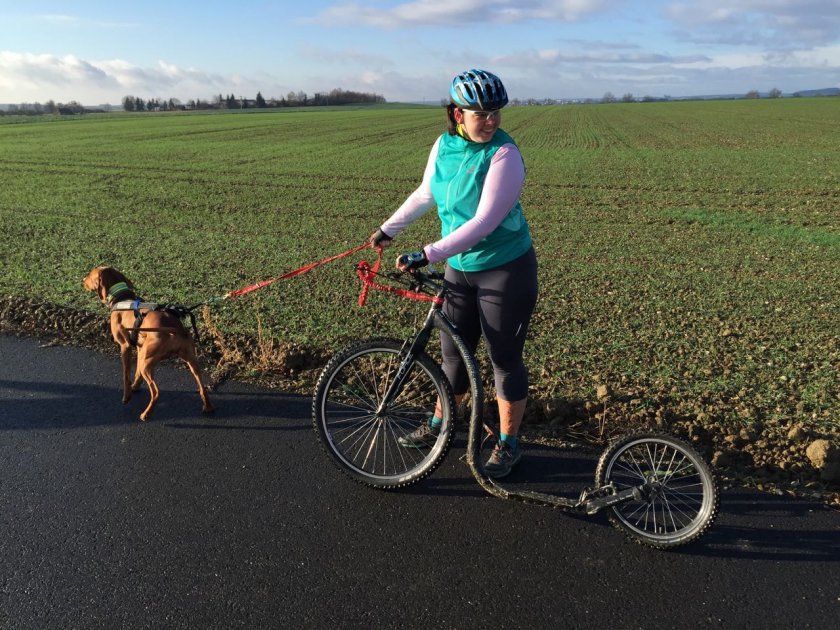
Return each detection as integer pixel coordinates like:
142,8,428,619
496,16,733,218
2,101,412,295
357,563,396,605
484,441,522,479
398,423,440,449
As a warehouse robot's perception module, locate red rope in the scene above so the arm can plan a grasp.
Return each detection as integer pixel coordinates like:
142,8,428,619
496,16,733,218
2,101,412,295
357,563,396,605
223,243,371,300
219,242,442,307
356,252,444,307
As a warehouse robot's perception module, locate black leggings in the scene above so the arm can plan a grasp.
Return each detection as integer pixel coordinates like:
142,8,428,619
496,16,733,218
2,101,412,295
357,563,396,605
440,247,538,401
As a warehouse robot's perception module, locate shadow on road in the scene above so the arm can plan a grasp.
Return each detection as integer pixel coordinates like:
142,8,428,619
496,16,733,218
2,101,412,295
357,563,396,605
691,488,840,561
400,437,840,560
0,377,311,431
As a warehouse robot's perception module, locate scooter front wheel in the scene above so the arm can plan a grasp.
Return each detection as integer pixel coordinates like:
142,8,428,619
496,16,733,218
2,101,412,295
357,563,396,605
312,338,455,489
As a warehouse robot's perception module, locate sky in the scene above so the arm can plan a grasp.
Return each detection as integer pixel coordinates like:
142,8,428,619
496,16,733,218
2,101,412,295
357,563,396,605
1,0,839,105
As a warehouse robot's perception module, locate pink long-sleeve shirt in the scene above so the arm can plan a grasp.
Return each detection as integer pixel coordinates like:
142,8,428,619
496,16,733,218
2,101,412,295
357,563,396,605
381,136,526,264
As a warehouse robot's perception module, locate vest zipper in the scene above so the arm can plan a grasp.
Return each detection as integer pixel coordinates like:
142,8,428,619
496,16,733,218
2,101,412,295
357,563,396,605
445,150,472,270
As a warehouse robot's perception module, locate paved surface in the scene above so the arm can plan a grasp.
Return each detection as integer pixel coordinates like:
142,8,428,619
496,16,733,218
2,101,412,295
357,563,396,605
1,333,838,629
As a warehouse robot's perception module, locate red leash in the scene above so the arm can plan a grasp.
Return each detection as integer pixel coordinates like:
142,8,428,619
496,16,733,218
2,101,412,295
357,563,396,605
223,243,371,300
356,252,444,307
217,243,441,307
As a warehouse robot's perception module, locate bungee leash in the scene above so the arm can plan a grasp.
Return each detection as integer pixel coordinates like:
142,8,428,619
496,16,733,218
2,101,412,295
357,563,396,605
222,243,372,300
188,243,373,309
104,243,440,348
355,252,444,307
189,242,441,310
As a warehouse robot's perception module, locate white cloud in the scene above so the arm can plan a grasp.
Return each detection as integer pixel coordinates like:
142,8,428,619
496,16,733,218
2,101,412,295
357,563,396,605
301,45,393,67
665,0,840,48
679,44,840,70
478,38,839,97
360,70,385,85
310,0,610,28
1,38,837,106
0,53,114,93
0,52,245,104
36,14,81,25
495,49,709,66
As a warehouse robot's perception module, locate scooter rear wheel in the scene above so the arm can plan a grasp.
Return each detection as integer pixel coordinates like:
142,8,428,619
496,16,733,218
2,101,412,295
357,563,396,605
595,429,719,549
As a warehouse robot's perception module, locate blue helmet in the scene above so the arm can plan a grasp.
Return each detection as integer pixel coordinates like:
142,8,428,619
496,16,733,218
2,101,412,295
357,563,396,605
450,69,509,110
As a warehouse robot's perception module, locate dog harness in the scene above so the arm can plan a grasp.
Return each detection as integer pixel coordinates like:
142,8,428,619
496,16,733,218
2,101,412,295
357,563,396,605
110,299,201,347
106,282,135,307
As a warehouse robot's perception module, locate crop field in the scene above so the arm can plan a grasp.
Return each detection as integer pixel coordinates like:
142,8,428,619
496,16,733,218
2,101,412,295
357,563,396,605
1,99,838,448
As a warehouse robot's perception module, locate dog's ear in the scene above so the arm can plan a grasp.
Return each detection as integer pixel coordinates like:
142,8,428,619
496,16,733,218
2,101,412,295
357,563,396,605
94,267,134,302
83,267,100,293
83,266,107,301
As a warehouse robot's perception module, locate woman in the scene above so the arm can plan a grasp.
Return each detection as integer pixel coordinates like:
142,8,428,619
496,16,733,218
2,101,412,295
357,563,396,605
369,68,538,479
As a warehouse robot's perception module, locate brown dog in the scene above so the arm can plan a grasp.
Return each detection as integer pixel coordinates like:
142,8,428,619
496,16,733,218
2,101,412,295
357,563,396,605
83,266,214,421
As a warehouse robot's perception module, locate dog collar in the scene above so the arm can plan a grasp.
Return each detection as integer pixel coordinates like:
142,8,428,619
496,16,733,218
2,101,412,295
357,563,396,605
107,282,133,305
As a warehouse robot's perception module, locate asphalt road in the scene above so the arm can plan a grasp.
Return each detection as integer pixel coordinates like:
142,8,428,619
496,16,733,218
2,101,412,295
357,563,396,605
1,333,838,629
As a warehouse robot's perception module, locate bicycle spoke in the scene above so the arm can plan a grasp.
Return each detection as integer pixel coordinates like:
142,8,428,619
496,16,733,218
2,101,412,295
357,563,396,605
316,342,453,485
601,436,715,543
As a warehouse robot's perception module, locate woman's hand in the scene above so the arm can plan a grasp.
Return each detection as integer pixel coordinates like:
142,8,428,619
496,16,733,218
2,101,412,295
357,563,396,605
369,228,393,248
396,250,429,272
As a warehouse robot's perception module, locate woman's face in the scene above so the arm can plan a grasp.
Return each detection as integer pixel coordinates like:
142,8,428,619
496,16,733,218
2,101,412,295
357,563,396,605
454,108,501,143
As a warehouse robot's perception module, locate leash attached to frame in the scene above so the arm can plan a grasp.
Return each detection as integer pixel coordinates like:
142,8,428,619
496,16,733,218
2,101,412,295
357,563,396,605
221,243,371,301
355,255,444,306
113,243,374,345
111,242,440,346
200,241,439,308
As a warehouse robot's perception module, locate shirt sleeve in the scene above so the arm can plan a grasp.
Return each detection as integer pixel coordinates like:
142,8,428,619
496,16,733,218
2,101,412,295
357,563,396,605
380,137,440,237
423,143,525,264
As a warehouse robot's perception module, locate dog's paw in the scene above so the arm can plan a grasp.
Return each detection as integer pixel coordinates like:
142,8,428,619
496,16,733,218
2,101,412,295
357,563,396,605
202,404,216,415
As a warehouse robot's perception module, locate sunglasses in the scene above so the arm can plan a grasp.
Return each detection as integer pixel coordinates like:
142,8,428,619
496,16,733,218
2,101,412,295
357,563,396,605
460,109,501,121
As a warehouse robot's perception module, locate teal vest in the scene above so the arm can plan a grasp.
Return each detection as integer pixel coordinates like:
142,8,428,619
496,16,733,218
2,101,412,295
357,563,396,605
430,129,532,272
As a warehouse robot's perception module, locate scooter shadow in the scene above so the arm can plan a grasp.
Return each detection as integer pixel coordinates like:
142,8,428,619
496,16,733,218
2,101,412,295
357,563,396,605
403,435,601,508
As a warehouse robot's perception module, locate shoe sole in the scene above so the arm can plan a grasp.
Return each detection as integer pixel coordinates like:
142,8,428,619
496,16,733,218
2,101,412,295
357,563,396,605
484,452,522,479
397,436,438,449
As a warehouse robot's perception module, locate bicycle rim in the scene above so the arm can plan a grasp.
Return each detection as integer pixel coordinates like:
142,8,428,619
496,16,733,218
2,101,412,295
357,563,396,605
313,339,453,488
596,431,718,548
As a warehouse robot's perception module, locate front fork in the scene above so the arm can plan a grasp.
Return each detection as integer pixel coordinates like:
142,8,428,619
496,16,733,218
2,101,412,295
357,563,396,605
375,309,437,416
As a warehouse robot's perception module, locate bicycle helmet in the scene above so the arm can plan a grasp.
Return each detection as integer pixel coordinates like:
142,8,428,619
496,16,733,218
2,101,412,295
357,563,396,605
450,69,509,111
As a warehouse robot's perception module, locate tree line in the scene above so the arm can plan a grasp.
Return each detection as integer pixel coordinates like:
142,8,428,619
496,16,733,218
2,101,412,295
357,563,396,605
0,100,99,116
5,85,834,116
0,88,385,116
597,87,786,103
122,88,384,112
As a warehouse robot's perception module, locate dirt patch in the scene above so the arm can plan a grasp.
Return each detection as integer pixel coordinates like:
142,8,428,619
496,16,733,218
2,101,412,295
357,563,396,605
2,294,837,509
517,393,839,510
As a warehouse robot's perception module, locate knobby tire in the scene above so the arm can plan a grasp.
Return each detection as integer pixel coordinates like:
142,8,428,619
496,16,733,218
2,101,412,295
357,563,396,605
595,429,719,549
312,337,455,489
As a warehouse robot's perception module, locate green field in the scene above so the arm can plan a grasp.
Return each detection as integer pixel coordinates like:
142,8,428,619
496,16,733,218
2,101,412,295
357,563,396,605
1,100,838,439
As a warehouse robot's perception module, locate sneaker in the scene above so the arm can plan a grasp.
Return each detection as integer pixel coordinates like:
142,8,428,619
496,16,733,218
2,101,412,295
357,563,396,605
484,441,522,479
398,422,440,449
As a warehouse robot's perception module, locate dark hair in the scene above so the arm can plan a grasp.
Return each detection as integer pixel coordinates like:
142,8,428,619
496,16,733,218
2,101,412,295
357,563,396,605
445,103,458,135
